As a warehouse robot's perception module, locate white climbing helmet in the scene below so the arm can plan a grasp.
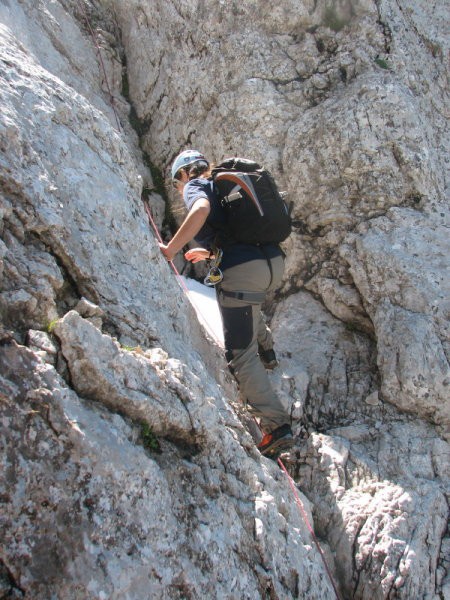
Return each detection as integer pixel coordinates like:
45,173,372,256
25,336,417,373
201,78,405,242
171,149,209,180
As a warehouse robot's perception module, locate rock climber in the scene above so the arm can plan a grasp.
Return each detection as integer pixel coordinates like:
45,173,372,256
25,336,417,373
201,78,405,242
159,149,293,457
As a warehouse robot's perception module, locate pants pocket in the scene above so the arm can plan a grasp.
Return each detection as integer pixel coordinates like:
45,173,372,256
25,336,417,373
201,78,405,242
221,305,253,350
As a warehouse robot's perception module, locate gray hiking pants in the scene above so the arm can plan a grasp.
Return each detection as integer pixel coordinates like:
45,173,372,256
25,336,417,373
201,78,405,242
217,254,290,433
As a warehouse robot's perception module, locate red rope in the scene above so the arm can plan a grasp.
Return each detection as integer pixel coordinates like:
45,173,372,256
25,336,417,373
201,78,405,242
142,198,163,243
143,199,224,345
277,457,342,600
147,193,342,597
78,0,121,131
72,1,340,565
80,11,339,595
143,199,189,294
146,195,341,597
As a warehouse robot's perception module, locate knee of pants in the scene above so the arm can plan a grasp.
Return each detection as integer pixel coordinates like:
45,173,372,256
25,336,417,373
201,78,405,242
221,305,254,352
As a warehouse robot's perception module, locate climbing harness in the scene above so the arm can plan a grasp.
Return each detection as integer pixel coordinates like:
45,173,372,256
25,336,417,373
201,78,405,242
204,249,223,286
219,289,266,303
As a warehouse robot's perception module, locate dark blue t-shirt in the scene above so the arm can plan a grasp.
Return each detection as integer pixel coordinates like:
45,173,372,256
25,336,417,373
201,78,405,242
184,177,283,270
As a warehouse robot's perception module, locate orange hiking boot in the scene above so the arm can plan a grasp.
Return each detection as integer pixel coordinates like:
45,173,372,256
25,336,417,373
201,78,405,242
258,424,293,457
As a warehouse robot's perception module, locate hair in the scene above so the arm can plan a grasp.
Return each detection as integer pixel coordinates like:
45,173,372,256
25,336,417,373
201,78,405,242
169,160,215,219
186,161,213,180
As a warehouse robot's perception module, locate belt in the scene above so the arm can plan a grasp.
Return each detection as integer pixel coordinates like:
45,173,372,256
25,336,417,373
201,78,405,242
219,289,266,303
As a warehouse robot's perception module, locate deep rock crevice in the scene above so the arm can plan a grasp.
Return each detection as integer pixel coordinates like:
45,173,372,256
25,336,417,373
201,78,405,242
1,0,449,598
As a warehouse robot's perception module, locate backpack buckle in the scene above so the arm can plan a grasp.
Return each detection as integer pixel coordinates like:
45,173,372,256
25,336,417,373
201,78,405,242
224,191,242,204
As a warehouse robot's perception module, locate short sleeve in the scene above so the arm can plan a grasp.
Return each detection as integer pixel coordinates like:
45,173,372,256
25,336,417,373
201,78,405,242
184,179,212,211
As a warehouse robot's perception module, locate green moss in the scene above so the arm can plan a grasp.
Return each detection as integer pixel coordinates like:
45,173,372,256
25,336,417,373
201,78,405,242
121,62,130,100
344,321,359,333
46,318,59,333
140,421,161,453
145,158,167,199
121,59,151,139
374,57,390,70
426,41,442,58
120,344,137,352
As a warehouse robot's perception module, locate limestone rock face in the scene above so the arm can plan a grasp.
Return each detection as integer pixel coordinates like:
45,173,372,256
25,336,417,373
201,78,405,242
1,0,449,599
1,320,335,600
296,424,449,600
342,208,450,438
270,291,378,430
0,0,216,369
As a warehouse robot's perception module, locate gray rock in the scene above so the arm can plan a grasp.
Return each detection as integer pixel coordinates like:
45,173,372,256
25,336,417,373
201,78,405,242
296,423,449,600
0,0,448,598
26,328,58,365
0,335,336,599
342,207,450,439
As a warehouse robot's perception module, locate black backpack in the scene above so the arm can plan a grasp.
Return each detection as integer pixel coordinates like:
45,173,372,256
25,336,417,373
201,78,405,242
210,157,292,246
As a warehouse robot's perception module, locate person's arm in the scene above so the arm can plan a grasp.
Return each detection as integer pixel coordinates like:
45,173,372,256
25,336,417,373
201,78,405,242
159,197,210,262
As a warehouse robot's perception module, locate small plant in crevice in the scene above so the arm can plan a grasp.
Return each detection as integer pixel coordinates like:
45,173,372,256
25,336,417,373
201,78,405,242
121,344,137,352
46,318,59,334
146,160,167,199
374,57,390,70
140,421,162,454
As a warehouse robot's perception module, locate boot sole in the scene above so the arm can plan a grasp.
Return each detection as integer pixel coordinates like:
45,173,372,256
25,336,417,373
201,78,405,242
260,435,294,457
